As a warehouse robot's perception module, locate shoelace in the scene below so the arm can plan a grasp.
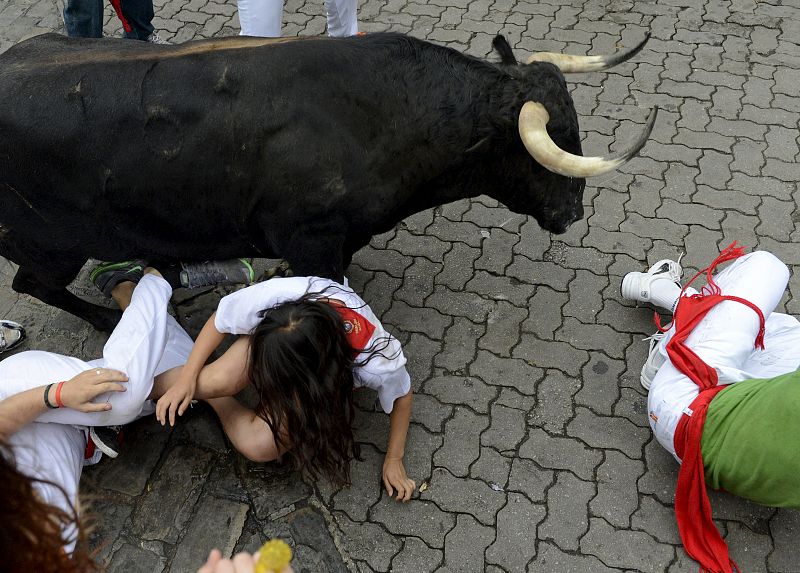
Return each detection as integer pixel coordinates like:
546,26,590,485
642,331,666,355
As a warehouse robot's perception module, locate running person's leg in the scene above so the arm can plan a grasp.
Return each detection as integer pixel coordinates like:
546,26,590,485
325,0,358,36
237,0,284,36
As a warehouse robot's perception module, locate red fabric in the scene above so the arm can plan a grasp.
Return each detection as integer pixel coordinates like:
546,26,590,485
84,436,96,460
660,242,763,573
332,305,376,356
55,381,66,409
109,0,133,33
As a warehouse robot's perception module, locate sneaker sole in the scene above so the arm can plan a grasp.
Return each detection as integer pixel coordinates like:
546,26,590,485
620,272,645,302
89,429,119,459
89,260,140,283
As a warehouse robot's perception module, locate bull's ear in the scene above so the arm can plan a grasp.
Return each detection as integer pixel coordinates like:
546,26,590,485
492,35,517,66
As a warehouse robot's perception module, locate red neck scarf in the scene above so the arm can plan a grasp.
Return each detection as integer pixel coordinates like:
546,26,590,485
656,242,764,573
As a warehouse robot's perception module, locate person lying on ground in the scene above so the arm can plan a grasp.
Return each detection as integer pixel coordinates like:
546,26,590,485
149,273,416,501
0,265,194,552
621,244,800,573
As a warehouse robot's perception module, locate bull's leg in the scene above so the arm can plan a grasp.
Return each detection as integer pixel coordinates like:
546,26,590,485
12,265,122,332
282,231,346,283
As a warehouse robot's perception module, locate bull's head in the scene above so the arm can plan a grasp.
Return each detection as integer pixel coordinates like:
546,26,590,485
491,35,657,234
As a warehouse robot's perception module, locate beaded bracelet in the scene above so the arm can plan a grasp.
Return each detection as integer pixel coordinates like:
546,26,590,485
44,383,58,409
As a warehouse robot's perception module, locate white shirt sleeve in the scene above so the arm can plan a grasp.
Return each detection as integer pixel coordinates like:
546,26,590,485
353,336,412,414
214,277,333,335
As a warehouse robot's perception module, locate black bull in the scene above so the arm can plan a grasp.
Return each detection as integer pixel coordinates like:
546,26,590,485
0,32,654,331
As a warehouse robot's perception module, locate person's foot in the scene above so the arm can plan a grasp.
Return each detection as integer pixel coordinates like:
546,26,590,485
620,257,683,311
0,320,25,354
180,259,255,289
640,332,666,391
145,31,169,44
89,426,122,458
90,260,148,297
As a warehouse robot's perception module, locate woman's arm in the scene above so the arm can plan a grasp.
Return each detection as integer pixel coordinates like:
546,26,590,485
0,368,127,440
156,312,226,426
207,396,280,463
382,391,416,501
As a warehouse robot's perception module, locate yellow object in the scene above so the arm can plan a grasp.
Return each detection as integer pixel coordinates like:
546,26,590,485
255,539,293,573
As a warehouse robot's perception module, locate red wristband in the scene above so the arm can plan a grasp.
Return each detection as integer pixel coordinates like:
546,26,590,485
55,381,65,409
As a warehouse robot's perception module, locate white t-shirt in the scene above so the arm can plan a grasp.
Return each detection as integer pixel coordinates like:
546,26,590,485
214,277,411,413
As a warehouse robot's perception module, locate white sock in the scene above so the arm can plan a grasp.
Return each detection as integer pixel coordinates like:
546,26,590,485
651,282,699,314
647,279,681,313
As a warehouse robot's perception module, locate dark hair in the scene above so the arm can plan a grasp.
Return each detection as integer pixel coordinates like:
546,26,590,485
0,444,96,573
249,290,361,486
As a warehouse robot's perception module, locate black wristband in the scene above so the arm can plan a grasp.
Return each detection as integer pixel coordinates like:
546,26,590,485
44,383,58,409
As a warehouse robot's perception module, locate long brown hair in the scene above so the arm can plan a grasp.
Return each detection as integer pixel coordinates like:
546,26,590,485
0,445,96,573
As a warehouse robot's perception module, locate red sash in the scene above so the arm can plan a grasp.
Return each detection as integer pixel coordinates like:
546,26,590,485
658,243,763,573
331,304,376,356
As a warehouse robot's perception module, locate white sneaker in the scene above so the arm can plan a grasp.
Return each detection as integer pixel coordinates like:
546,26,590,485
0,320,25,354
640,332,666,390
146,31,169,45
620,256,683,305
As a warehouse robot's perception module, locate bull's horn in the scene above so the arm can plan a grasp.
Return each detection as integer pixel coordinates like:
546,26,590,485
526,33,650,73
518,101,658,178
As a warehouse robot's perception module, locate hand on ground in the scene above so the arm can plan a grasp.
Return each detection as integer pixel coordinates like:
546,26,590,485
382,456,416,502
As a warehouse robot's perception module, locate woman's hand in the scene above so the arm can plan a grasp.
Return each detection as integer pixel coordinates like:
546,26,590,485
197,549,293,573
155,371,197,427
59,368,128,412
382,456,416,502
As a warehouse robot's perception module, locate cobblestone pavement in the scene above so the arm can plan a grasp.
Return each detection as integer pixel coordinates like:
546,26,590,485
2,0,800,570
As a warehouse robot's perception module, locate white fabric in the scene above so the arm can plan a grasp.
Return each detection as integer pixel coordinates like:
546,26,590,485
647,251,799,459
215,276,411,413
1,275,194,552
237,0,358,37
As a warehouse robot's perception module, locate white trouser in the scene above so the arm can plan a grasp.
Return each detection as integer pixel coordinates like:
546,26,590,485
647,251,794,459
3,274,193,553
237,0,358,37
0,274,193,426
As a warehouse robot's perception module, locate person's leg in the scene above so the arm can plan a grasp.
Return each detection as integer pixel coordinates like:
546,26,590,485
667,251,790,377
151,335,252,400
63,0,104,38
111,0,155,40
325,0,358,37
237,0,284,37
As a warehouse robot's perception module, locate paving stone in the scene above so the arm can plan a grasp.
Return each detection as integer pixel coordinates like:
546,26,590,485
539,472,594,551
520,286,568,339
370,496,455,549
106,543,165,573
506,258,574,292
575,354,624,416
482,403,527,452
528,370,580,434
170,495,249,572
768,510,800,571
404,422,444,481
332,446,384,521
435,317,483,373
638,438,680,505
425,374,498,413
477,301,526,358
528,540,618,572
470,446,512,486
130,445,214,543
435,242,482,291
466,270,536,306
562,270,607,324
557,316,630,359
242,462,313,523
390,228,450,262
485,493,546,570
390,537,442,573
590,450,645,528
581,518,674,572
434,406,489,477
384,300,451,339
421,468,506,526
631,495,681,544
395,257,441,307
441,514,495,573
519,428,602,481
470,350,543,395
335,513,402,572
427,286,496,323
567,407,649,459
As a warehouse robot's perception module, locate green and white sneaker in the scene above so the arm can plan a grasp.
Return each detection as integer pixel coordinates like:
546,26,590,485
90,260,147,297
179,258,255,289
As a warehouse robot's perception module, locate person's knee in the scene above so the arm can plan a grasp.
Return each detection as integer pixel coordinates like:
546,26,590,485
748,251,790,283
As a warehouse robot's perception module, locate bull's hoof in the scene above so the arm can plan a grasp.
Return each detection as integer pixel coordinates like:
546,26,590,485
261,260,293,281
